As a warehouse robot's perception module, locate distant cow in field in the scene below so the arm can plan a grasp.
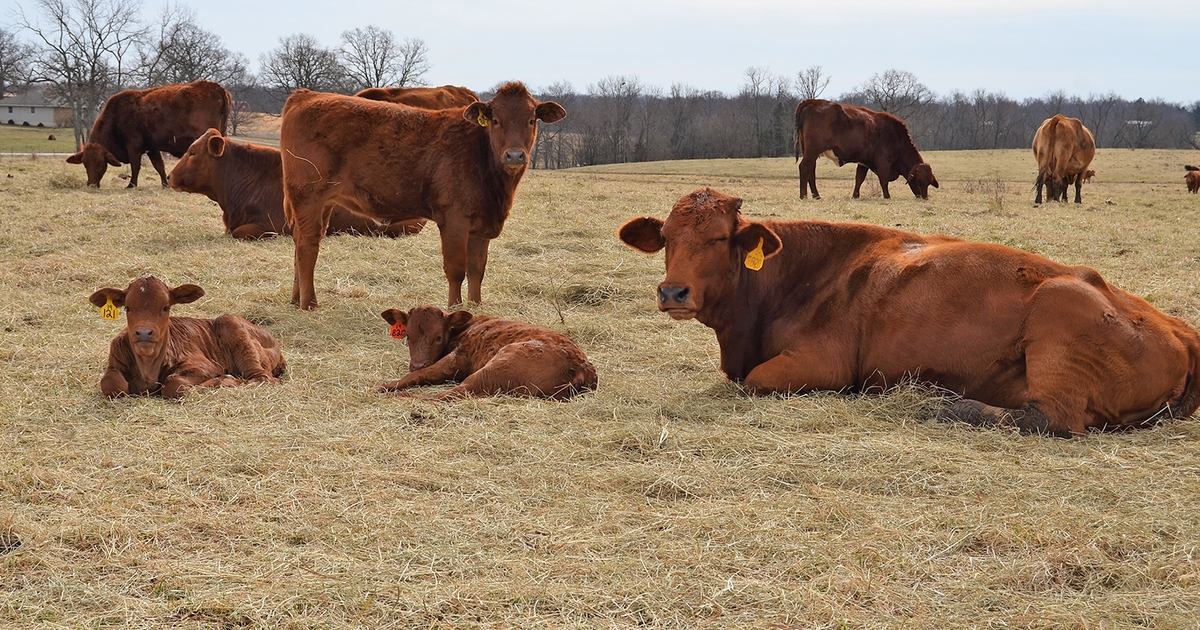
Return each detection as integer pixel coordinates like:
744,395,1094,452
355,85,480,109
1033,114,1096,204
280,82,566,310
793,99,938,200
375,306,597,400
67,80,230,188
619,187,1200,437
89,277,286,399
169,129,425,240
47,134,55,141
1186,165,1200,194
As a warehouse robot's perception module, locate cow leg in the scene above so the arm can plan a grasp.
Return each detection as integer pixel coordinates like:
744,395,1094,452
1034,172,1044,204
231,223,273,240
127,150,142,188
742,346,854,395
1074,176,1083,204
878,176,891,199
936,400,1068,437
799,156,820,199
466,235,490,305
100,368,130,398
438,216,470,307
374,352,463,393
147,150,169,187
161,373,216,399
289,201,332,310
852,164,869,199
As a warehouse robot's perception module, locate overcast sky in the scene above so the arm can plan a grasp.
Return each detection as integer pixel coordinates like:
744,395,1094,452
6,0,1198,103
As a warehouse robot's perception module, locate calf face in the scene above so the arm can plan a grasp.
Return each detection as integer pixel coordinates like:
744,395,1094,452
382,306,474,371
463,84,565,174
66,143,122,187
89,278,205,358
907,163,939,199
169,128,224,194
619,188,781,320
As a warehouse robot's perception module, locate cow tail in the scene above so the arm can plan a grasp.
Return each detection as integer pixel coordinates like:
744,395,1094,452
220,87,232,136
793,103,806,162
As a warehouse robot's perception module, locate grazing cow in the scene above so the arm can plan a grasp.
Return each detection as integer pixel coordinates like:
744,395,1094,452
619,188,1200,437
89,277,286,399
67,80,230,188
169,129,425,240
793,99,939,200
1033,114,1096,204
1186,165,1200,194
374,306,597,400
280,82,566,309
355,85,480,109
47,134,55,141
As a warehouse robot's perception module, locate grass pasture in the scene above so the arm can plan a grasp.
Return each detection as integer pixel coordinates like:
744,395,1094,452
2,149,1200,628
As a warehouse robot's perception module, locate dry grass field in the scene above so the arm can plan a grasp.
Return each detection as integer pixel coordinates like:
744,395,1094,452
2,147,1200,629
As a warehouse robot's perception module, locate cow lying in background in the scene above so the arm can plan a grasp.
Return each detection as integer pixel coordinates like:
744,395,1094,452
1186,165,1199,194
374,306,597,400
355,85,480,109
89,277,286,398
619,188,1200,437
169,129,425,240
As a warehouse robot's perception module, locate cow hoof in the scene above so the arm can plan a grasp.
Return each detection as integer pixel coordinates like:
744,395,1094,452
126,183,136,189
934,400,995,426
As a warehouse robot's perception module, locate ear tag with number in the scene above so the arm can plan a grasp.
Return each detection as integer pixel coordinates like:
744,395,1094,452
744,237,765,271
100,297,119,321
476,110,489,127
389,322,407,339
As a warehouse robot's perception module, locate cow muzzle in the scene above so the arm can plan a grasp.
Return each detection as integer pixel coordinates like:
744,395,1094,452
134,329,155,344
657,285,695,319
503,150,527,166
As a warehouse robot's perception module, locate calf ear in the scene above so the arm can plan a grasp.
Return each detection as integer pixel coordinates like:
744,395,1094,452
89,287,126,308
464,102,492,127
446,310,474,333
735,222,783,259
618,217,666,253
169,284,205,305
206,134,226,157
66,152,83,164
535,101,567,124
381,308,408,326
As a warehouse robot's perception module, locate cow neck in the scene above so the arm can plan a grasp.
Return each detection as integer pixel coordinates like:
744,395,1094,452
88,108,119,154
472,130,523,237
895,135,925,175
128,322,176,389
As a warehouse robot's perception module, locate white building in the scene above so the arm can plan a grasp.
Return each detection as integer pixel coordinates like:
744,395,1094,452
1,87,72,128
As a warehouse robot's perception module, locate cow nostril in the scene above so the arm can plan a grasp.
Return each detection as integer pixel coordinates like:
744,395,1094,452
658,286,690,305
135,329,154,342
504,150,526,164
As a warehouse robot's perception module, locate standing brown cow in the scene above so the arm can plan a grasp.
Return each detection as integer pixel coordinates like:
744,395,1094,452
67,80,230,188
355,85,480,109
793,99,938,200
280,82,566,310
1033,114,1096,204
1185,165,1200,194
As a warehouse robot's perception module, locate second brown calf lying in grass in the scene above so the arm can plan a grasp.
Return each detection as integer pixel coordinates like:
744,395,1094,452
375,306,597,400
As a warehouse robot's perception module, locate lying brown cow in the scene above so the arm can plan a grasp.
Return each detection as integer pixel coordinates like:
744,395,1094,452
374,306,597,400
280,82,566,309
1186,165,1200,194
355,85,480,109
1033,114,1096,204
794,99,938,200
169,129,425,239
619,188,1200,437
90,277,286,398
68,80,230,188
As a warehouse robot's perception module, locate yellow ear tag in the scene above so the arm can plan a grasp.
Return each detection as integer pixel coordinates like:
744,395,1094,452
477,110,489,127
744,237,765,271
100,297,119,321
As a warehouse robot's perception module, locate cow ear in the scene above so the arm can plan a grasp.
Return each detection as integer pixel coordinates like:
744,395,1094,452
735,222,783,259
104,149,121,167
206,134,226,157
66,152,83,164
446,310,474,332
535,101,566,124
618,217,666,253
931,176,939,189
89,287,125,309
464,102,492,127
381,308,408,326
169,284,205,305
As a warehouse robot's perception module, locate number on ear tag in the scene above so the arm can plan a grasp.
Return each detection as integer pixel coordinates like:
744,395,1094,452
100,297,119,321
477,110,489,127
744,237,765,271
390,322,407,339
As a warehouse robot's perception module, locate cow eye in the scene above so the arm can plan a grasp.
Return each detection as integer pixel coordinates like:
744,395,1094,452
529,119,536,126
123,306,129,313
713,236,729,243
435,335,443,343
162,306,169,313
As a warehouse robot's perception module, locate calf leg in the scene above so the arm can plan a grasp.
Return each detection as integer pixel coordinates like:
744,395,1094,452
161,373,217,398
100,368,130,398
147,150,169,187
375,352,463,393
231,223,274,240
853,164,869,198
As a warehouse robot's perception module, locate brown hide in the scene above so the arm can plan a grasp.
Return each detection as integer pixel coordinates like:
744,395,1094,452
88,277,286,399
169,129,425,239
1032,115,1096,204
619,188,1200,437
793,99,938,200
1185,166,1200,194
375,306,597,400
67,81,230,188
280,82,566,310
355,85,480,109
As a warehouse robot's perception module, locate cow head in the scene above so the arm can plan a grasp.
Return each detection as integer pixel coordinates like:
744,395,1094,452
90,277,204,359
169,128,224,194
619,188,782,321
463,82,565,175
67,142,122,187
906,163,939,199
382,306,474,372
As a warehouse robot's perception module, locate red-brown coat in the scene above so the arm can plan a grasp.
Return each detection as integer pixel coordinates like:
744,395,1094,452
375,306,597,400
793,98,939,200
1032,114,1096,204
1186,165,1200,194
89,277,286,399
169,129,425,239
67,80,230,188
280,82,566,309
355,85,480,109
619,188,1200,437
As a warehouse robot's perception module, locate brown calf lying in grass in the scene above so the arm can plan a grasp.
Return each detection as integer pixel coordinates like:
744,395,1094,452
375,306,597,400
1187,165,1199,194
89,277,286,398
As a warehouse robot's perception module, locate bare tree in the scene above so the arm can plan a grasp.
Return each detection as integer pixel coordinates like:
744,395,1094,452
0,27,36,95
795,65,830,101
137,4,245,86
853,69,933,120
259,33,347,97
340,26,428,90
1040,90,1068,117
16,0,146,148
393,38,430,88
532,80,576,168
